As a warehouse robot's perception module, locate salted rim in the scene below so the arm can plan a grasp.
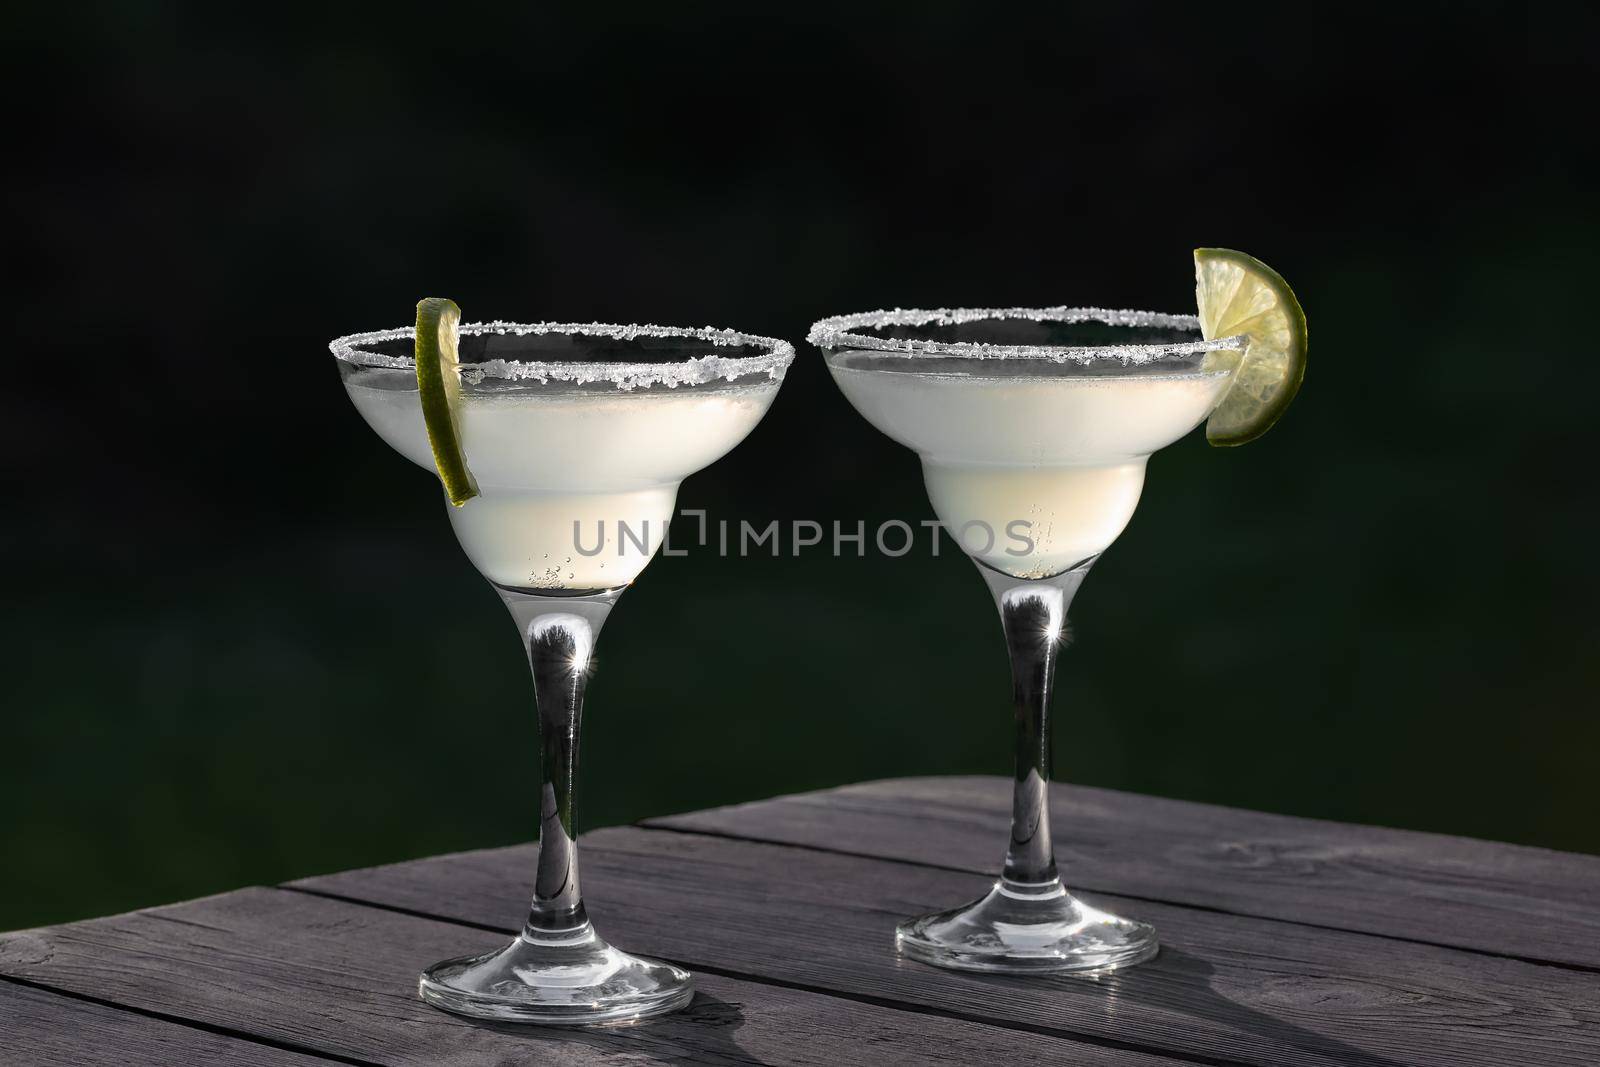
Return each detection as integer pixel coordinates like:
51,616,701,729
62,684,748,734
329,320,795,390
807,307,1248,365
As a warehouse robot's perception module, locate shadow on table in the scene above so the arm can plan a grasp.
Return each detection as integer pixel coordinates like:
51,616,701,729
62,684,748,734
472,991,769,1066
1028,946,1409,1067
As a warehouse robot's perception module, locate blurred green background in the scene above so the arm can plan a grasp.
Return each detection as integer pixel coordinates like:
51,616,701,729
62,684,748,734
4,3,1597,932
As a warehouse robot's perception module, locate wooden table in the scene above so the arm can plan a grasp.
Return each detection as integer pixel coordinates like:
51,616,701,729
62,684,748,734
4,776,1598,1065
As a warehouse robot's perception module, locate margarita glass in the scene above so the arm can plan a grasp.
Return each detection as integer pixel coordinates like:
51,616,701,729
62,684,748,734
811,307,1248,973
330,320,793,1023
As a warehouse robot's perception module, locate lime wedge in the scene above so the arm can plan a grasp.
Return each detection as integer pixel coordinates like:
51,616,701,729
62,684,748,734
1194,248,1308,446
414,297,479,506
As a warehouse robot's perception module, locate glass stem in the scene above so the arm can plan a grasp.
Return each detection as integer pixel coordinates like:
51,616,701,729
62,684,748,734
497,586,623,936
979,560,1095,894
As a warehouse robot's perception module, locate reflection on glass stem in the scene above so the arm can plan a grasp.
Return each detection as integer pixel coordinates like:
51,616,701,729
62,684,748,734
500,586,621,935
982,560,1094,893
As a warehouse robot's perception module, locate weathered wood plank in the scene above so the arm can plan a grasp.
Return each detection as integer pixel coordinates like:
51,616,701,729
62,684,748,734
0,980,336,1067
292,828,1600,1067
0,889,1188,1067
646,776,1600,968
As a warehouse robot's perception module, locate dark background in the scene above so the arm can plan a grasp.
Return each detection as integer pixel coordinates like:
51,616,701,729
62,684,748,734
4,4,1597,932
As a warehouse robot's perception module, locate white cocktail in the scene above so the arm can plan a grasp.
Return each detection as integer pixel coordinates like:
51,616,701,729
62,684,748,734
331,317,791,1024
813,305,1252,974
828,356,1230,578
345,377,776,588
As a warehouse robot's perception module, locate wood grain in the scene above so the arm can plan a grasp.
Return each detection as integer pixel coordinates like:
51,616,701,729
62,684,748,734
291,826,1600,1067
645,776,1600,967
0,979,337,1067
0,888,1186,1067
11,779,1598,1065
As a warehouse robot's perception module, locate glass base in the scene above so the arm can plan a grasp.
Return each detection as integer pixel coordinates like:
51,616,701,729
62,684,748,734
418,922,693,1025
896,879,1158,974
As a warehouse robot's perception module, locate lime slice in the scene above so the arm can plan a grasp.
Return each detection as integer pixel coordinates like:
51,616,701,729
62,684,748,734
1194,248,1308,446
414,297,479,506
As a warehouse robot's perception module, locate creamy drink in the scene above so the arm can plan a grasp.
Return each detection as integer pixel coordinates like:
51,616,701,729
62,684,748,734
330,314,792,1025
810,260,1308,977
827,355,1230,576
345,376,775,588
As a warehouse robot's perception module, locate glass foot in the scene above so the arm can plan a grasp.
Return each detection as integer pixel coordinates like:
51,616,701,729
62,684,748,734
418,922,693,1025
896,879,1158,974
